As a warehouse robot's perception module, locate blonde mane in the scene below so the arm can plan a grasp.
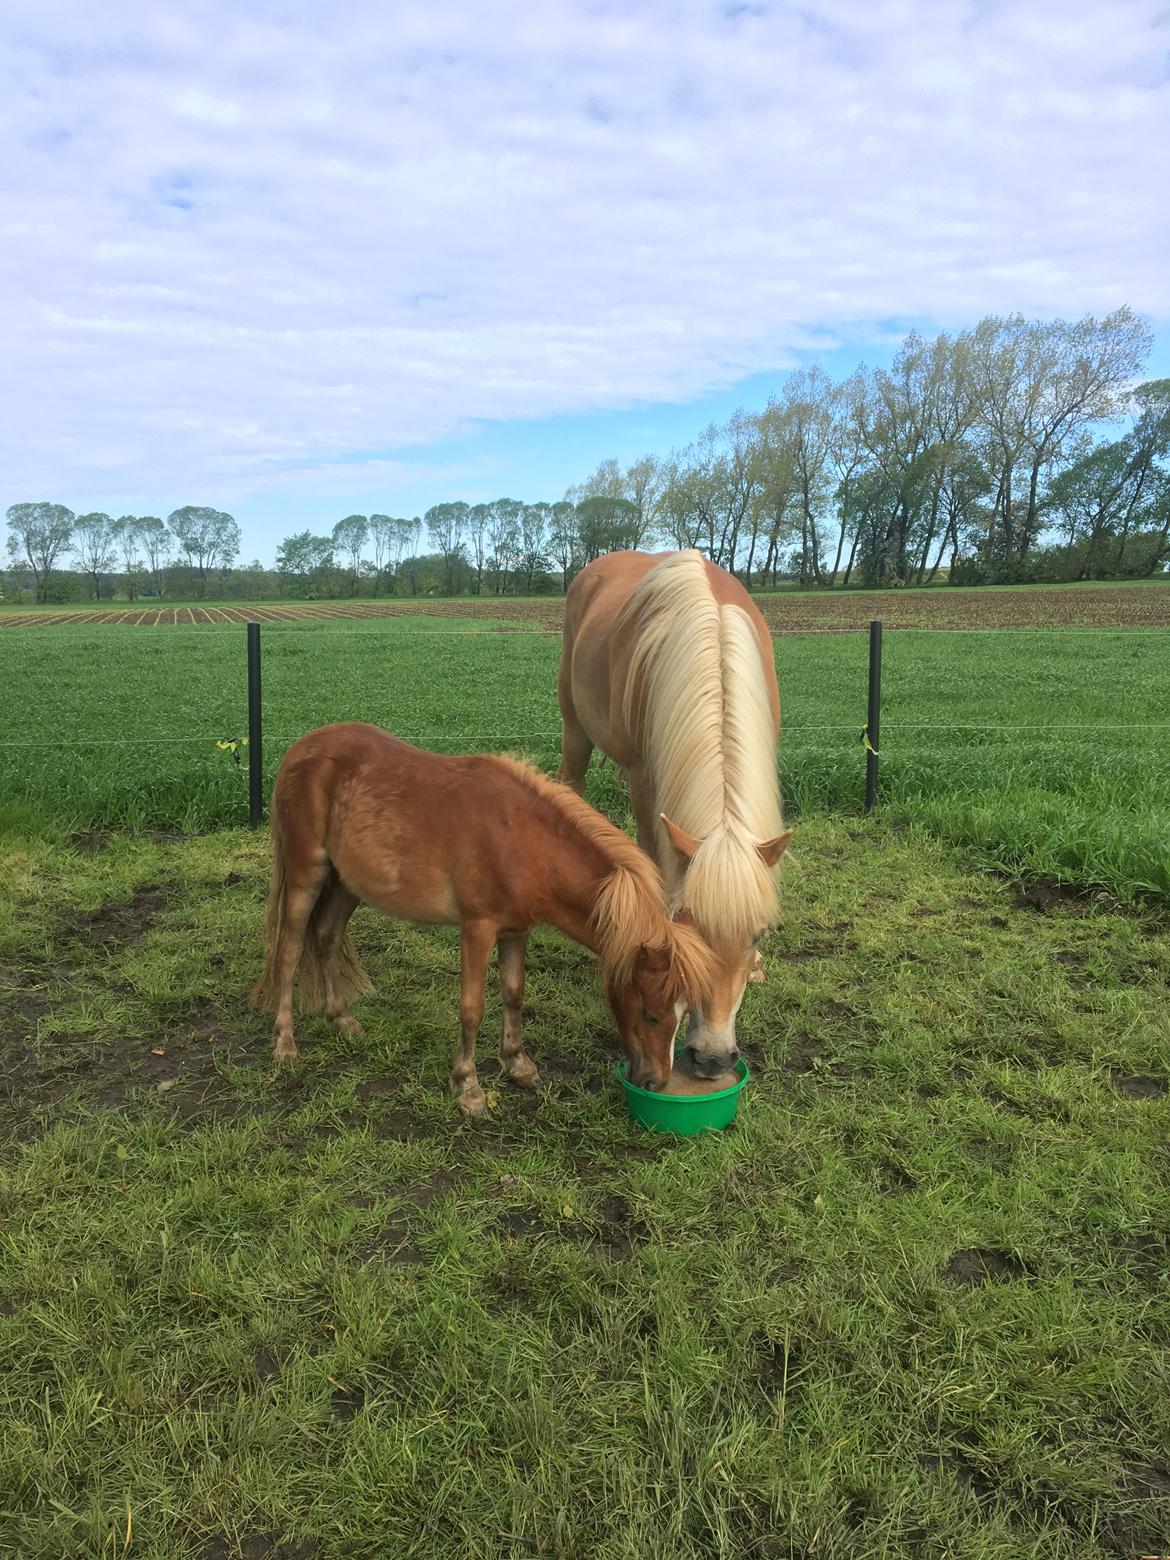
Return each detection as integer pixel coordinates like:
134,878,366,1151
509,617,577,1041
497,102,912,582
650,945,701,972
619,549,783,946
493,755,716,1008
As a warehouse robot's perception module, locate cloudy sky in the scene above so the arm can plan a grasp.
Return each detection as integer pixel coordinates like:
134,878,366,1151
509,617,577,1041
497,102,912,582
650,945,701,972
3,0,1168,561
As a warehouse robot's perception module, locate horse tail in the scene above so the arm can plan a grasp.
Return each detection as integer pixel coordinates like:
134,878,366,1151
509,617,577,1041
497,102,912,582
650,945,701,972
249,808,288,1012
297,881,373,1012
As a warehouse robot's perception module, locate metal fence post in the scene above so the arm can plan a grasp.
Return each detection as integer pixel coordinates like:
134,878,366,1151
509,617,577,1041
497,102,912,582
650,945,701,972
247,621,263,828
865,619,882,813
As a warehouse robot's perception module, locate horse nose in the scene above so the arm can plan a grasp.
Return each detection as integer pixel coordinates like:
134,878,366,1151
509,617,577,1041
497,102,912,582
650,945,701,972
685,1043,738,1078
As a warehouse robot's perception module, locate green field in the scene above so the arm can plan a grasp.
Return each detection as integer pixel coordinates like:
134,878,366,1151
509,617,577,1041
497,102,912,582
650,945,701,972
1,818,1168,1558
3,617,1168,899
2,609,1169,1557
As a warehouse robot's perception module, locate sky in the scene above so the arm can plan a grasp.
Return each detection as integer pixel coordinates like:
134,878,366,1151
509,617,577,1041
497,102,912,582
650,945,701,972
2,0,1168,564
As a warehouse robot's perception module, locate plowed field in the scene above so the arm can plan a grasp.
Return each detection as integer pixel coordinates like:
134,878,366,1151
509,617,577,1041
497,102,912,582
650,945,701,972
3,582,1169,631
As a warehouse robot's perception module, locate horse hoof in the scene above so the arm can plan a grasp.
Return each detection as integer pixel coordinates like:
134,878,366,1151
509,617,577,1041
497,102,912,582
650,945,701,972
332,1015,364,1037
457,1087,487,1116
273,1038,299,1064
507,1059,541,1090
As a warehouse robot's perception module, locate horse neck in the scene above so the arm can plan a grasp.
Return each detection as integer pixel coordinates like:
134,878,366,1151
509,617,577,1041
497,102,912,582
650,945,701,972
626,558,782,847
541,817,658,966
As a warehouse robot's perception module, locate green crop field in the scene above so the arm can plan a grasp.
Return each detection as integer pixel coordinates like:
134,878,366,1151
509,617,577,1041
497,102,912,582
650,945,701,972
2,603,1169,1558
2,616,1168,899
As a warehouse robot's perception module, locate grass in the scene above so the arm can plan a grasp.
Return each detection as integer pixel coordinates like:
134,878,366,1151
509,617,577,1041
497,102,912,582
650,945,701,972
1,818,1167,1557
3,617,1169,900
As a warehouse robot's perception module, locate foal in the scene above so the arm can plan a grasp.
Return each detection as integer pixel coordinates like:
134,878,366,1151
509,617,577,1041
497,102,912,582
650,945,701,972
250,723,717,1112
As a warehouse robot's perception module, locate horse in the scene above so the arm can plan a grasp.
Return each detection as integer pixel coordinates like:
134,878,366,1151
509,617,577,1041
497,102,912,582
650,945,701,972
249,722,718,1112
557,549,792,1078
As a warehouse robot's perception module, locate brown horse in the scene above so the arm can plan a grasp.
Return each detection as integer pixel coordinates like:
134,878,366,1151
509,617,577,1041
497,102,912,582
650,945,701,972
250,723,718,1111
558,549,792,1078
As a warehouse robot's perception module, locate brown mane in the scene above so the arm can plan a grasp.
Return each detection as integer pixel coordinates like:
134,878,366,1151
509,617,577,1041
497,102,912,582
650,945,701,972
493,755,716,1009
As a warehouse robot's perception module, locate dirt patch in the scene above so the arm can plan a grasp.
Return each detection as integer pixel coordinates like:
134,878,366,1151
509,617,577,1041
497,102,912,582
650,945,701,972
65,882,171,948
776,1033,824,1072
588,1193,649,1258
354,1214,424,1266
1108,1068,1167,1099
251,1347,285,1386
943,1247,1028,1285
917,1429,997,1503
498,1209,554,1241
819,999,857,1023
1013,879,1088,914
330,1379,366,1421
402,1169,460,1207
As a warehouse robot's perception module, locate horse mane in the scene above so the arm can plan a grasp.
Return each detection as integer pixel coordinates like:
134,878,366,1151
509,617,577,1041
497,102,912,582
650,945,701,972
492,755,716,1008
619,549,784,946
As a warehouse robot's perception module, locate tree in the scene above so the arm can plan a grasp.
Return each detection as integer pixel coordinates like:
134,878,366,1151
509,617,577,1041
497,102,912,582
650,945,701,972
73,512,118,599
112,515,144,600
368,514,392,595
5,502,75,602
624,456,663,548
369,514,416,595
487,499,522,593
547,501,578,592
135,517,172,598
575,495,639,563
1044,380,1170,578
753,404,800,586
332,514,368,596
519,502,550,593
967,308,1152,571
466,504,491,595
397,520,425,596
275,530,335,595
167,506,240,598
424,502,468,594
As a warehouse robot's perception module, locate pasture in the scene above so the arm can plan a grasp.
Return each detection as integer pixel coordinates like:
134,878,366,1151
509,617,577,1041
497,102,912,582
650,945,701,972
2,603,1169,899
1,587,1169,1557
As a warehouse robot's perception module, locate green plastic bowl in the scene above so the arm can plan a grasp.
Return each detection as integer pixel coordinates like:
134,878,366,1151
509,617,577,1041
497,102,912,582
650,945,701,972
616,1059,750,1135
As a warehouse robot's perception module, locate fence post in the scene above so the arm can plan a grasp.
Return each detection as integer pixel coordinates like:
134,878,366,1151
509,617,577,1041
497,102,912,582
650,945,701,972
865,619,882,813
247,621,263,828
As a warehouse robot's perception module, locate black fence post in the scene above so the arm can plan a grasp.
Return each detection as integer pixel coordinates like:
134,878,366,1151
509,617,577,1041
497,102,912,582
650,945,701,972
865,619,882,813
247,621,263,828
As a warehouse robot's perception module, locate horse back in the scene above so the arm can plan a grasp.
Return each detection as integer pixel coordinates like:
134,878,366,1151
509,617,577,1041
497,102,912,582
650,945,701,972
560,551,779,756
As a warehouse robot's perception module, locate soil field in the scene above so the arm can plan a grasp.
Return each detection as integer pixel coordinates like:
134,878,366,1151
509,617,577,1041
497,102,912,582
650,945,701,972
3,580,1170,632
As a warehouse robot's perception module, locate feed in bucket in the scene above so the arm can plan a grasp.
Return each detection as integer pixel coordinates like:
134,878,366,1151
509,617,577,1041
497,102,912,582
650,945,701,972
617,1056,750,1135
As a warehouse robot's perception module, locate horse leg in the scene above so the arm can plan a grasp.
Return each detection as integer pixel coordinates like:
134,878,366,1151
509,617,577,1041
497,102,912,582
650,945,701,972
498,932,539,1089
316,879,365,1036
628,767,663,866
557,671,593,794
450,919,494,1115
271,850,330,1064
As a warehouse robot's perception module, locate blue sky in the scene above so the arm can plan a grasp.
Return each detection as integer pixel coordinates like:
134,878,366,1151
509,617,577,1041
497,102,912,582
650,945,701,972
2,0,1168,563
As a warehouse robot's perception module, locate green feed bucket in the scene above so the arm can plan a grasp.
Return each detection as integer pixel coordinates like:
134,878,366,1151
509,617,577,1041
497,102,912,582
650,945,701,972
616,1059,750,1135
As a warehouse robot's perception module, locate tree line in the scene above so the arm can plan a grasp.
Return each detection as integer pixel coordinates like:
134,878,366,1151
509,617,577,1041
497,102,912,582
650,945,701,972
3,505,241,604
6,310,1168,604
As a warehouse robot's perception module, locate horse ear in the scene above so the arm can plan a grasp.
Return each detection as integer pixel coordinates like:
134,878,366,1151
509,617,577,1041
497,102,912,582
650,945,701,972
756,829,793,869
637,943,672,975
660,813,699,863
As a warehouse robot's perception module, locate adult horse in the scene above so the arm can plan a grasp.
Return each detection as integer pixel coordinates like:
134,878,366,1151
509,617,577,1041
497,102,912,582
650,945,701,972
557,549,791,1078
250,722,717,1112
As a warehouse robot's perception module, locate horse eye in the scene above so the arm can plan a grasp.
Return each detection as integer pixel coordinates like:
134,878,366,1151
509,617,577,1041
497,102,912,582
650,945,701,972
641,1007,661,1025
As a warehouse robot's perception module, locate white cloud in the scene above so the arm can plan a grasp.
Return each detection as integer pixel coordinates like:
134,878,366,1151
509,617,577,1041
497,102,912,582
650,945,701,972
0,0,1166,512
